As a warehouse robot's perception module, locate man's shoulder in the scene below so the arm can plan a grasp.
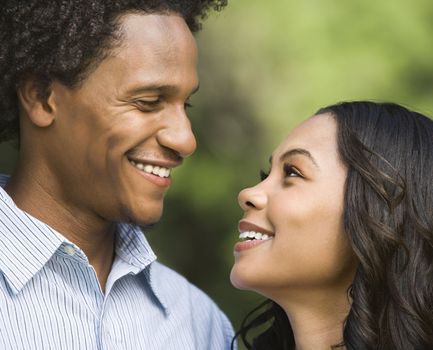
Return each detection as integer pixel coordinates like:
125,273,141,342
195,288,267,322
149,261,235,348
150,261,216,305
149,261,229,319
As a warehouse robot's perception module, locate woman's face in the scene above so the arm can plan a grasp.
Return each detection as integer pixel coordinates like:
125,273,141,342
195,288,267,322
231,114,357,300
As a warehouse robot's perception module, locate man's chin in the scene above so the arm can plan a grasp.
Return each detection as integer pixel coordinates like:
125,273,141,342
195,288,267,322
129,211,162,227
137,222,158,231
119,202,163,227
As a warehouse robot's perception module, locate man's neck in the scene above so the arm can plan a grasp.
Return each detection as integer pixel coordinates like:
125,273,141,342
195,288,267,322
6,167,116,292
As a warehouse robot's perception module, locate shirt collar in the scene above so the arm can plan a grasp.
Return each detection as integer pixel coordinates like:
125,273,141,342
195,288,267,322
0,176,65,294
0,174,167,311
116,224,169,313
115,223,156,269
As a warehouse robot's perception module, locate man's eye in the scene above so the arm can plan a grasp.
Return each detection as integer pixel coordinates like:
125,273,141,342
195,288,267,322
134,99,161,112
259,169,269,181
283,164,302,178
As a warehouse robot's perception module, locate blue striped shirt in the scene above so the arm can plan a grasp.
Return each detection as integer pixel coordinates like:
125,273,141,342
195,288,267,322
0,175,235,349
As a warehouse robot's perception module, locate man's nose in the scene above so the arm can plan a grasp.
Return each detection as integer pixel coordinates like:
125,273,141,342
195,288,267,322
156,106,197,158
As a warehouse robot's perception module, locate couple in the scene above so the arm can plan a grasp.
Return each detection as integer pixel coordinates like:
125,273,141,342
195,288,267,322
0,1,432,349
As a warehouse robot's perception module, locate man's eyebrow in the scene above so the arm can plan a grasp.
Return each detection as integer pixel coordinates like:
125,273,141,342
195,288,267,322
269,148,319,168
126,84,200,96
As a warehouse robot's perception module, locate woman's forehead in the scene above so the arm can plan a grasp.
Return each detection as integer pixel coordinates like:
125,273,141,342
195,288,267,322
273,114,338,160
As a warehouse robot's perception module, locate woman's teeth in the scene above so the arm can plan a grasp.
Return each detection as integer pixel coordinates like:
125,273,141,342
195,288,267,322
238,231,272,241
129,160,171,178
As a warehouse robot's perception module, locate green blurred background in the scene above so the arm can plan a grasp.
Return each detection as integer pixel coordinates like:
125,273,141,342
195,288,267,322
1,1,433,347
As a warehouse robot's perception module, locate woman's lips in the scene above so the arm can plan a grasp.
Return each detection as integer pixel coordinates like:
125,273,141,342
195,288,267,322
234,221,275,253
238,220,274,236
234,238,272,252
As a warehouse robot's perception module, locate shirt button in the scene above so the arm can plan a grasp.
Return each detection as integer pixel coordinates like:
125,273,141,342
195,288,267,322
64,245,76,256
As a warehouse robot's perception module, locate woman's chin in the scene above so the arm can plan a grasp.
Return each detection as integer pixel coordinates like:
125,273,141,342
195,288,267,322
230,266,255,291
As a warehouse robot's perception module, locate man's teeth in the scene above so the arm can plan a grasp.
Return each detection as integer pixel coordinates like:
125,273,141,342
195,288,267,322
238,231,272,241
129,160,171,178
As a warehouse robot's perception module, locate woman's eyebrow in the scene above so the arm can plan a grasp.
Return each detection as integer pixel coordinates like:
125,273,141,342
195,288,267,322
269,148,319,168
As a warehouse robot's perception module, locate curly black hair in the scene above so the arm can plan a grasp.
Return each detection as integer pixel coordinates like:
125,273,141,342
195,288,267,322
0,0,227,142
233,101,433,349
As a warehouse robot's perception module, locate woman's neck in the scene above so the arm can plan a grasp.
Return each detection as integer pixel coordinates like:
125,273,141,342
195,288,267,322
278,287,350,350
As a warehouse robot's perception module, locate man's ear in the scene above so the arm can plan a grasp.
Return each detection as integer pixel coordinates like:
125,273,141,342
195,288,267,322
17,78,56,128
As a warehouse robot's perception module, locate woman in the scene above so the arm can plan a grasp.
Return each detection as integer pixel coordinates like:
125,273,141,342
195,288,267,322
231,101,433,349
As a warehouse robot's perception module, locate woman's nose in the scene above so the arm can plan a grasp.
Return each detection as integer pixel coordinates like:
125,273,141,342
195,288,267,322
238,185,267,211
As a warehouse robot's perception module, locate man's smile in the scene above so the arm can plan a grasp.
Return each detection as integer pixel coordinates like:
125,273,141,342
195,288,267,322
129,160,171,178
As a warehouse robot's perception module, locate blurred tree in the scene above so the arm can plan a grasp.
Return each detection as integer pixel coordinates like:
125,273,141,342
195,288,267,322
0,142,17,174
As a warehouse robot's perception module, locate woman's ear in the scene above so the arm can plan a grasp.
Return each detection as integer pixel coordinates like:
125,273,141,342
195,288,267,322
17,78,56,128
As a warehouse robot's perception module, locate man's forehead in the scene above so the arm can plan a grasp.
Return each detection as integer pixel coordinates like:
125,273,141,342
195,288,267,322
115,13,197,66
78,12,198,96
118,13,193,48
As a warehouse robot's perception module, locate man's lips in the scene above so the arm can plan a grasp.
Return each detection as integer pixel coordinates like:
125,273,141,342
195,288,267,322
127,155,181,168
129,159,171,178
126,148,183,169
126,156,179,187
126,153,183,179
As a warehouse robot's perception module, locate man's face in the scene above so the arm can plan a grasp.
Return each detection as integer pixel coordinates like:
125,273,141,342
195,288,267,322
44,13,198,225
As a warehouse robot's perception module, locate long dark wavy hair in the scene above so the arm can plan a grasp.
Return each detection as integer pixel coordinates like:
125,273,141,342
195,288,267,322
233,101,433,349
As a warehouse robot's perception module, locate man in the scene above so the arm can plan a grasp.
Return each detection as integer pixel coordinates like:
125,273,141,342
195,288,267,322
0,1,234,349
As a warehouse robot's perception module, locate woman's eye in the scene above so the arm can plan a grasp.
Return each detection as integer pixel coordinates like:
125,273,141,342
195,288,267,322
259,169,269,181
184,100,194,109
283,164,302,178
